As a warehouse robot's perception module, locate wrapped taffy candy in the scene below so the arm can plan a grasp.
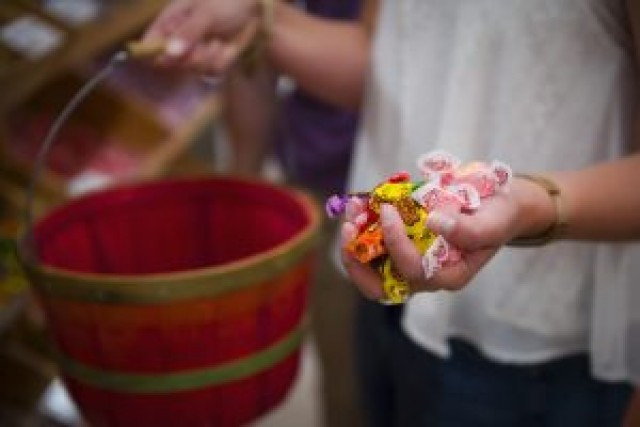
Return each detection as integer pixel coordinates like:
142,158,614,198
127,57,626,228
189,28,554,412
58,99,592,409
326,150,512,304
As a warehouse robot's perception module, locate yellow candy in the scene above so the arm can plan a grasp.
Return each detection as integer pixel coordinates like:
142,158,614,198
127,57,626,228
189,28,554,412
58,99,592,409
370,182,413,212
379,207,437,305
405,209,433,236
379,257,411,305
404,209,437,254
342,181,439,305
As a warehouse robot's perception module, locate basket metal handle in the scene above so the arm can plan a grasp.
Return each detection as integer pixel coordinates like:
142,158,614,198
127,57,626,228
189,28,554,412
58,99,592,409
21,39,227,262
22,51,129,261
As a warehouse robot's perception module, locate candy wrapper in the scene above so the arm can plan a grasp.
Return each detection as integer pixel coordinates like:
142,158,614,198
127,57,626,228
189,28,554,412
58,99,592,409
326,150,512,304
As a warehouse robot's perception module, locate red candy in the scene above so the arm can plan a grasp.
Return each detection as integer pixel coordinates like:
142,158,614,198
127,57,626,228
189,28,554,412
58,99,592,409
388,171,411,183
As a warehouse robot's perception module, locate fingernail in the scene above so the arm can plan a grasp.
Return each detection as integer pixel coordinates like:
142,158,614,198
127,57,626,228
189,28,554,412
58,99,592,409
166,37,187,56
341,222,357,246
380,204,396,227
354,212,368,228
426,211,456,235
421,252,439,280
345,197,364,221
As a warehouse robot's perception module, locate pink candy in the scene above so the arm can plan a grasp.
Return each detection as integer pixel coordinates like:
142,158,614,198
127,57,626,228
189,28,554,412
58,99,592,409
413,150,512,279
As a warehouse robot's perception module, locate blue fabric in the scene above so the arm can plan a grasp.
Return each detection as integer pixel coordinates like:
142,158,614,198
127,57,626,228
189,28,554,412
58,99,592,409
355,297,440,427
355,297,632,427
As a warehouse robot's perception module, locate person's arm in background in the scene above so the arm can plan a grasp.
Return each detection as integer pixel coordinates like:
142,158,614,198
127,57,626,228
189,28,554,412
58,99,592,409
220,0,369,177
265,0,376,109
223,63,277,176
143,0,378,109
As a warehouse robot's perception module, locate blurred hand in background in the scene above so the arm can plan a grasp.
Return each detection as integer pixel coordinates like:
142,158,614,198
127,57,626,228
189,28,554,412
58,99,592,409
143,0,260,75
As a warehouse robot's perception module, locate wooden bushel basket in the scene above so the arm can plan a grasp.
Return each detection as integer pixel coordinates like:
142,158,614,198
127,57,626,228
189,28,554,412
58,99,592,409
18,176,321,426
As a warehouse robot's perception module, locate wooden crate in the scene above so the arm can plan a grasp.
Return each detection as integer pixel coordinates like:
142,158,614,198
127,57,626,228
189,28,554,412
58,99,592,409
86,57,222,171
3,72,179,197
0,0,168,114
0,3,67,79
0,45,20,82
14,0,117,29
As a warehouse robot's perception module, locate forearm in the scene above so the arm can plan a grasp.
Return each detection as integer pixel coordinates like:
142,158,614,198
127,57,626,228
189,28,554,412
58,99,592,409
512,153,640,242
224,65,278,175
550,153,640,240
265,2,371,109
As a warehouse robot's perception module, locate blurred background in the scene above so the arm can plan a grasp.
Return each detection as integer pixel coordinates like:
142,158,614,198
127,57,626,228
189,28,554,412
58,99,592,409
0,0,361,426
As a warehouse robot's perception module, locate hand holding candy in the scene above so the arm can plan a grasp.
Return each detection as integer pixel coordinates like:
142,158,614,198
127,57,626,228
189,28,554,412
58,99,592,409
328,150,517,304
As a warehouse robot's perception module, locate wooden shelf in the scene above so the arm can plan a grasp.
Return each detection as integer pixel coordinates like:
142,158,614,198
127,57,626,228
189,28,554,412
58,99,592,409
2,71,221,200
0,1,169,115
0,0,222,201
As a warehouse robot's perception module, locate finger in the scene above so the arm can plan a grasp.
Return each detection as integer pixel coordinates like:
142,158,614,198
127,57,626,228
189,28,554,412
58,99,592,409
185,19,259,75
149,6,214,64
426,210,488,250
341,221,358,246
143,0,196,41
426,247,496,291
167,12,213,51
379,204,424,284
141,2,194,64
345,197,365,222
341,251,384,300
183,39,225,73
218,18,260,68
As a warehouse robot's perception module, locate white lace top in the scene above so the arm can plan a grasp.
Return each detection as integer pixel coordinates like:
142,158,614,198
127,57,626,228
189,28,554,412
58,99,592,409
348,0,640,382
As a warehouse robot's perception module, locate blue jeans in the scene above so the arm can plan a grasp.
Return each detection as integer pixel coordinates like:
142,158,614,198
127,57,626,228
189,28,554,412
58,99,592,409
355,297,632,427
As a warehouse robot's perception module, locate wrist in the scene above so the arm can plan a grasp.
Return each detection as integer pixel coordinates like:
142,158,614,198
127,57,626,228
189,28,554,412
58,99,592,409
238,0,277,73
257,0,275,36
248,0,263,16
259,0,290,49
509,174,565,246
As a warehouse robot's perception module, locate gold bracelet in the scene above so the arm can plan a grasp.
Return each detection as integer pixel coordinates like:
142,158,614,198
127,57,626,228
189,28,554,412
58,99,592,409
239,0,275,74
258,0,275,38
507,173,568,247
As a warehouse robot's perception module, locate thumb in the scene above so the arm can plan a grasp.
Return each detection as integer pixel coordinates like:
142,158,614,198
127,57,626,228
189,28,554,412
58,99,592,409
182,19,259,76
217,18,260,72
426,210,484,250
428,246,497,291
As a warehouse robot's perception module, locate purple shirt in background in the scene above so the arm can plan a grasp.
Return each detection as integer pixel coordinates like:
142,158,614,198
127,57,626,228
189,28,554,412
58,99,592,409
274,0,362,196
302,0,361,20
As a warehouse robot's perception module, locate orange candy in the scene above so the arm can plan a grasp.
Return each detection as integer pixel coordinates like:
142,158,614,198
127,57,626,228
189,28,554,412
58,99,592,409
345,225,386,263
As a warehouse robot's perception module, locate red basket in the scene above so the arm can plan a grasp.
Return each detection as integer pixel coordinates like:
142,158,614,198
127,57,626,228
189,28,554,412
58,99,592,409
18,176,320,427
